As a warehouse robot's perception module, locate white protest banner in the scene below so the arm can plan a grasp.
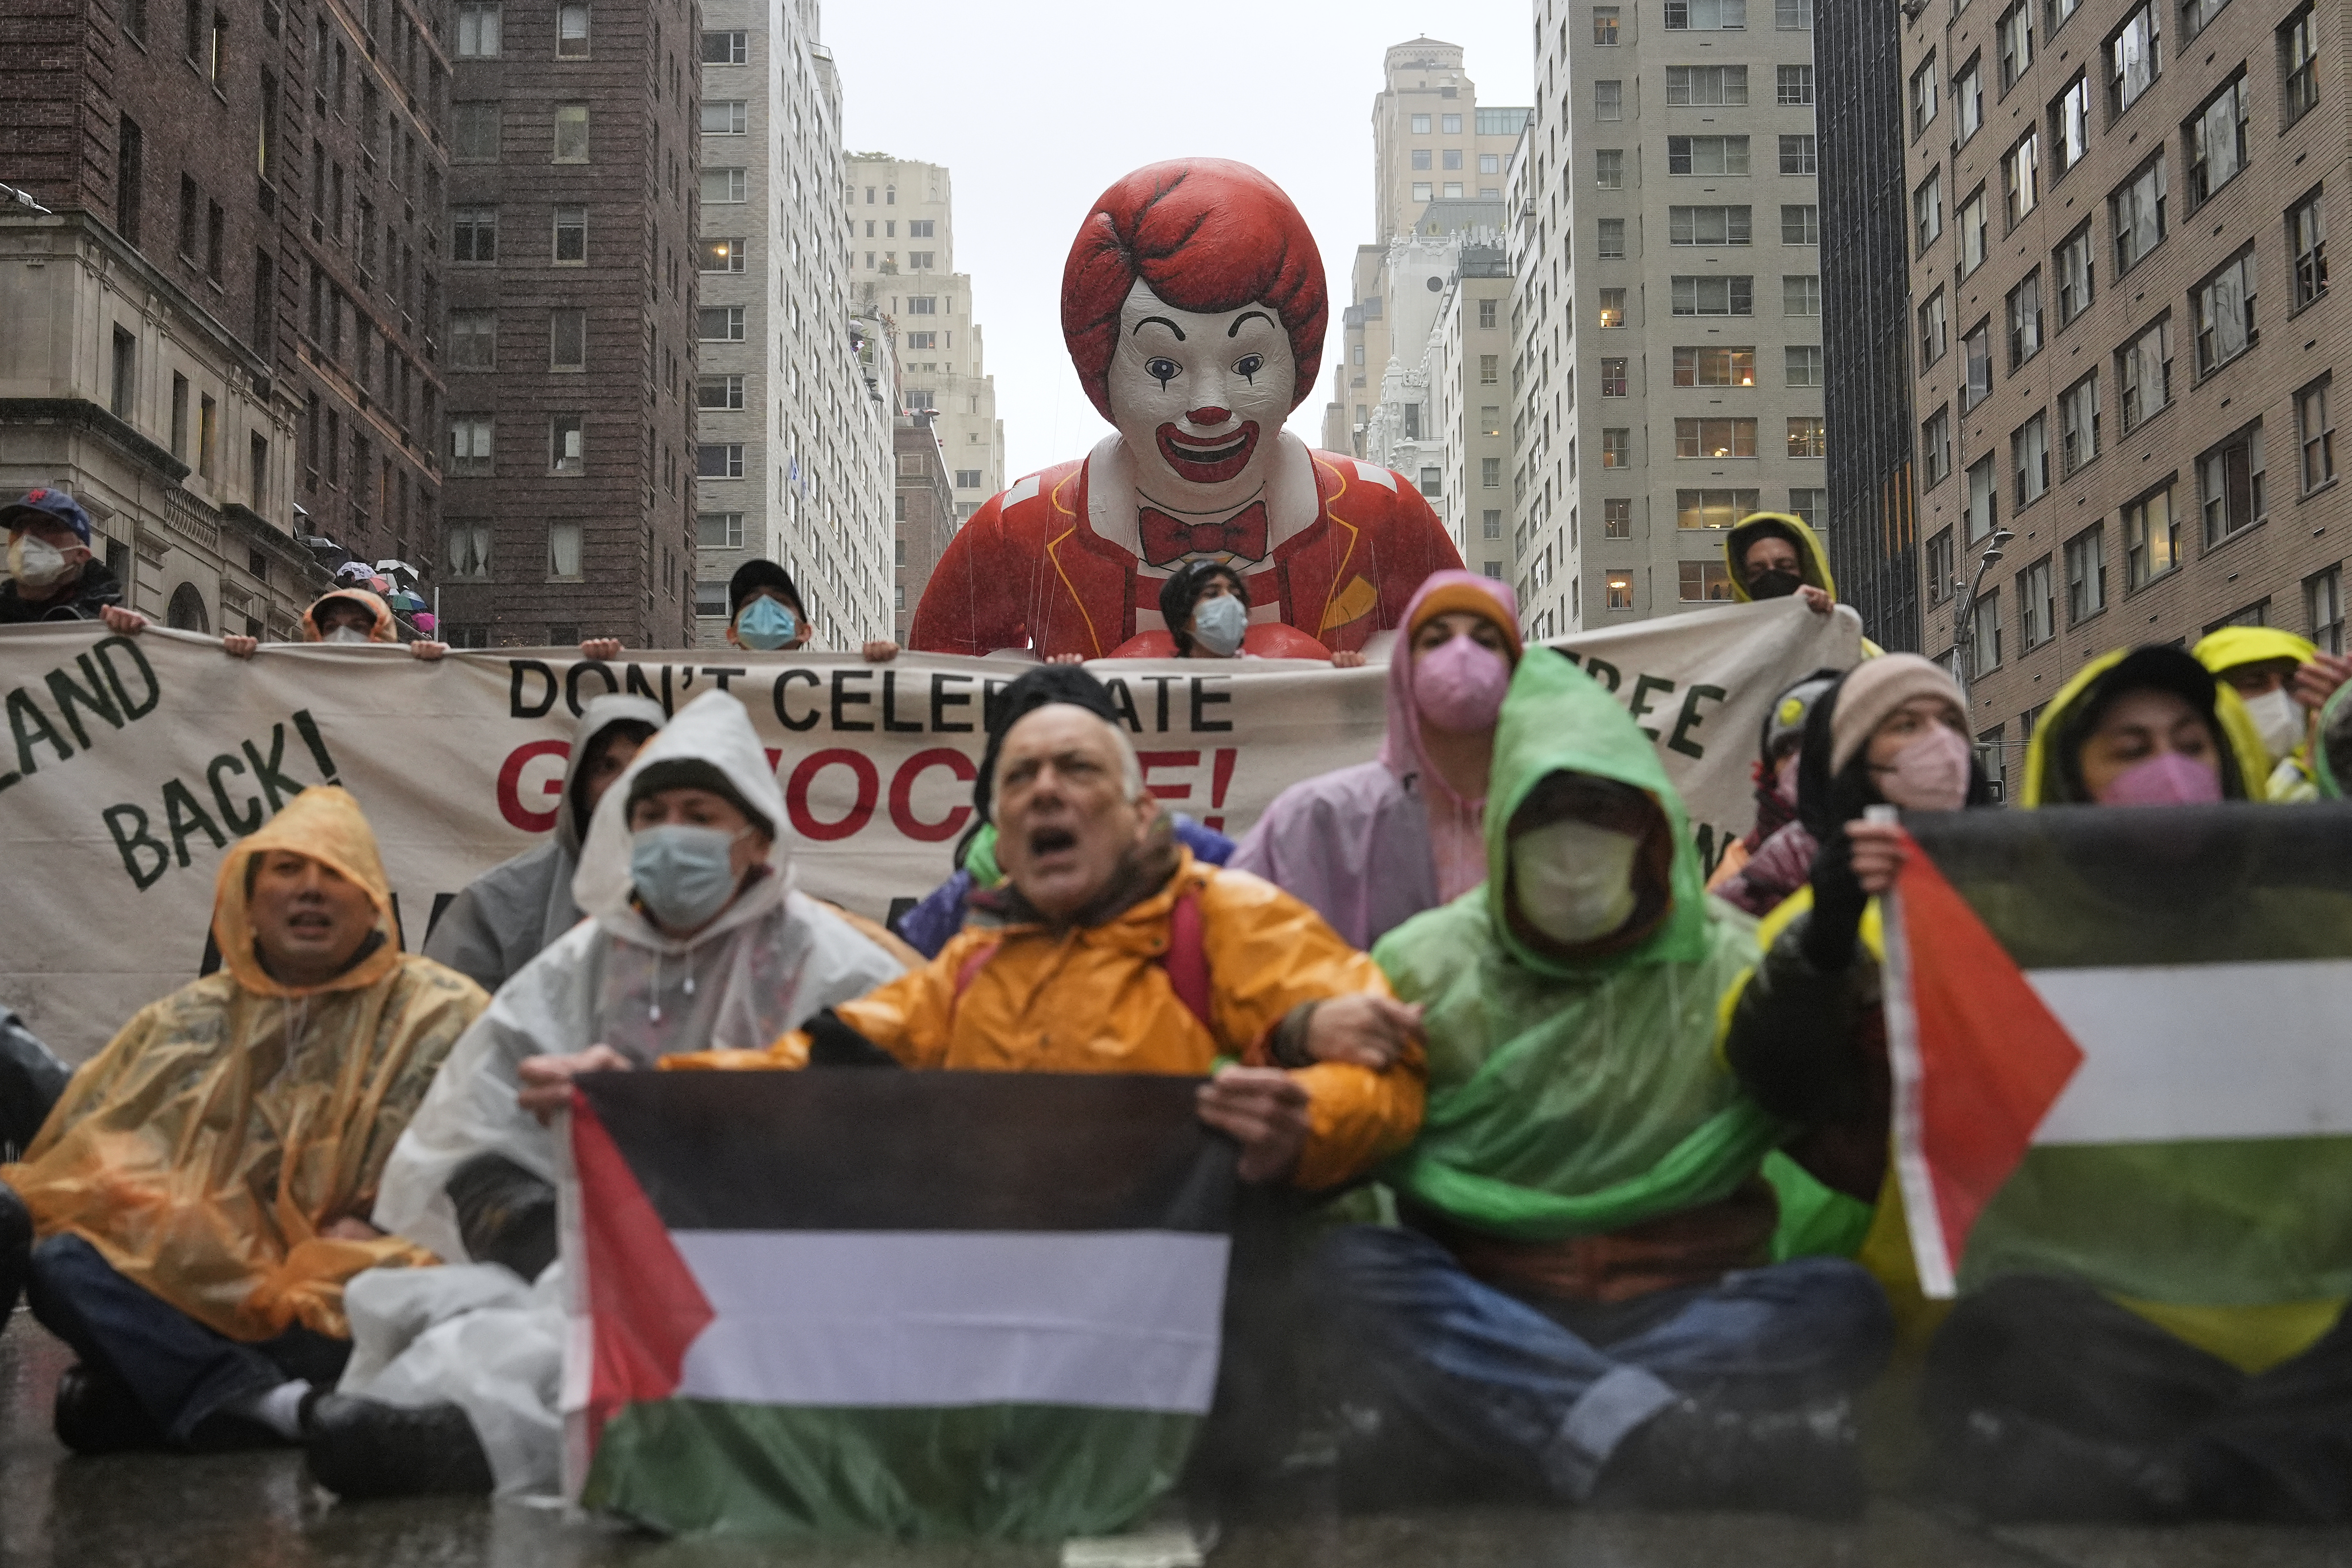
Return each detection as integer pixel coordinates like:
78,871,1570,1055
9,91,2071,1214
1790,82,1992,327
0,599,1856,1061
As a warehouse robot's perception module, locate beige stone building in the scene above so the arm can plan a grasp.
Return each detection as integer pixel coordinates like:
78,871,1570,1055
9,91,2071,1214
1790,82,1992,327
1513,0,1830,641
844,156,1006,525
1898,0,2347,791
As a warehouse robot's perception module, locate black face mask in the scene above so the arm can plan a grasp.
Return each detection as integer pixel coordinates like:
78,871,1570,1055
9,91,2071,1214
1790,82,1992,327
1746,568,1803,600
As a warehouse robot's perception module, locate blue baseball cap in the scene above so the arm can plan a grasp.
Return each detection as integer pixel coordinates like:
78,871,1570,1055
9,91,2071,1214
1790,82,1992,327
1,489,93,545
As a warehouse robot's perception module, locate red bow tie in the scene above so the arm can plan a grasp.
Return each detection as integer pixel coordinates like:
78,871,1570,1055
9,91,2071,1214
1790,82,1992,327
1138,503,1269,568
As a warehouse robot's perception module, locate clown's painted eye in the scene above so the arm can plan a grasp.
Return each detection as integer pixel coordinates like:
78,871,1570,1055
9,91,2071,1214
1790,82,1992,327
1146,357,1180,387
1234,353,1265,383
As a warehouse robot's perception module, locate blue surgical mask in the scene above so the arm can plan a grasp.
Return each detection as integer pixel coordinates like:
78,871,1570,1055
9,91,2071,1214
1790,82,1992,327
630,824,743,930
1191,593,1248,658
736,598,799,651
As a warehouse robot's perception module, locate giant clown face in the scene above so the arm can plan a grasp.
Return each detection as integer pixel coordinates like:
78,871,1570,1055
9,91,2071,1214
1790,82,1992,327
1108,279,1298,495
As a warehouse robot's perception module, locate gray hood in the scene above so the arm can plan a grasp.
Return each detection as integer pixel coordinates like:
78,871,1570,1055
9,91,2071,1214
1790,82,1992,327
559,694,670,856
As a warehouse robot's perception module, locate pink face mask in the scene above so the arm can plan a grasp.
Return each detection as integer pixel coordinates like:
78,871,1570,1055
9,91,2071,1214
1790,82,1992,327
1414,636,1513,733
1876,725,1973,812
2099,750,2224,806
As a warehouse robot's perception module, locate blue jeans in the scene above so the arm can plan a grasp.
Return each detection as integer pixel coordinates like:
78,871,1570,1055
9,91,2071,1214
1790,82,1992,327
26,1233,349,1445
1317,1225,1892,1499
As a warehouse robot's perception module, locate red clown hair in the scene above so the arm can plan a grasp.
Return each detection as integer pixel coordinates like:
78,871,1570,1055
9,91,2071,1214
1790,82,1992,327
1062,159,1328,424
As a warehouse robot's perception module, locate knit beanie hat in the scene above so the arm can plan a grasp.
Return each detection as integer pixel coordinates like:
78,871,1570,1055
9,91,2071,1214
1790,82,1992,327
1828,654,1968,774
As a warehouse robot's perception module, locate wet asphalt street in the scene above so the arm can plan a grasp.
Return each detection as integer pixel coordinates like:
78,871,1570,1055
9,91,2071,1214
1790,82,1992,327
3,1318,2348,1568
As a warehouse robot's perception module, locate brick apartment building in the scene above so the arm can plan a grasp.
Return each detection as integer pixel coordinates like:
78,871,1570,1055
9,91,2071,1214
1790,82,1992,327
0,0,450,636
891,411,951,644
435,0,701,648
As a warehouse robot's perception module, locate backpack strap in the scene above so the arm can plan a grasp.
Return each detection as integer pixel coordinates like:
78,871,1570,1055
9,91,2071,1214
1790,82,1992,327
944,887,1216,1037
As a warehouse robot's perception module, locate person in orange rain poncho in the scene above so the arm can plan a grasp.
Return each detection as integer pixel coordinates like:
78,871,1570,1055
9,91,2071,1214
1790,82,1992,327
0,786,486,1454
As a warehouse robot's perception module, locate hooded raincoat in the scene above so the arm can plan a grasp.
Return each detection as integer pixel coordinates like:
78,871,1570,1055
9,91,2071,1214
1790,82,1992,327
302,588,399,642
1226,571,1519,951
2317,680,2352,799
2191,625,2322,801
2020,647,2271,807
0,787,486,1342
1722,513,1835,604
1374,650,1778,1258
373,690,906,1263
423,694,668,992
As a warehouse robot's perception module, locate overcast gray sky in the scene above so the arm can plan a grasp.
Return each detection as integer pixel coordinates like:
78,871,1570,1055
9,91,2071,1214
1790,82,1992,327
822,1,1535,483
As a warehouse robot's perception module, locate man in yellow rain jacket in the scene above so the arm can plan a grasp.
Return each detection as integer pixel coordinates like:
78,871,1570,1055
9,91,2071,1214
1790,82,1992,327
0,786,485,1453
665,664,1427,1193
2190,625,2352,801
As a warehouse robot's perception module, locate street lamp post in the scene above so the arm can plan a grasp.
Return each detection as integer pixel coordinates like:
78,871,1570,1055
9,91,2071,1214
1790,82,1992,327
1949,526,2014,709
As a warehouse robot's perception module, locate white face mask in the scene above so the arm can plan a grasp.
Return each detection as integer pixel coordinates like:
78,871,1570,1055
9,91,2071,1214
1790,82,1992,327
322,626,372,644
1510,818,1642,947
2242,686,2304,761
8,535,74,589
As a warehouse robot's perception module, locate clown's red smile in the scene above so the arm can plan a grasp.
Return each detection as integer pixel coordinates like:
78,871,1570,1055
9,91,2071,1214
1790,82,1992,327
1155,419,1260,485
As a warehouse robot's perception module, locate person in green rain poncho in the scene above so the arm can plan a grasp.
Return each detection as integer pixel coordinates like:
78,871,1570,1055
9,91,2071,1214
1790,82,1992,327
1316,649,1893,1519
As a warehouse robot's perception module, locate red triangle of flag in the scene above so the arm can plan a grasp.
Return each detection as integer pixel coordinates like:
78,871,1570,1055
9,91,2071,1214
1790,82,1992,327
571,1089,716,1448
1890,843,2086,1287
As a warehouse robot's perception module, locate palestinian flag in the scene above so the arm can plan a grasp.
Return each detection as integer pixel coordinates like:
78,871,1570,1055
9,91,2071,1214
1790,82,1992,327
559,1070,1236,1540
1879,802,2352,1306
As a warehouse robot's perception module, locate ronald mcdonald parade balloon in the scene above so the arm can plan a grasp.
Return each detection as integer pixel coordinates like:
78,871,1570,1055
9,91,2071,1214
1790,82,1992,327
907,158,1465,661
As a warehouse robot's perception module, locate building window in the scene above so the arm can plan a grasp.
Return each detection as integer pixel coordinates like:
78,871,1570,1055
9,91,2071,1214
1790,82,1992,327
1919,289,1949,363
693,580,729,616
696,373,743,410
1666,66,1749,105
1595,80,1623,119
2061,372,2100,473
549,415,584,474
2055,223,2094,323
697,306,744,342
452,205,497,263
1668,135,1749,175
1594,6,1620,43
1411,149,1432,172
1971,589,2003,672
1784,274,1821,314
1481,509,1505,540
2290,190,2328,309
1673,275,1753,315
1786,345,1823,386
1411,113,1432,133
698,237,745,273
697,442,744,479
1957,56,1984,142
2110,156,2167,275
551,104,588,162
2193,249,2257,373
701,100,747,136
1779,65,1815,104
697,511,744,549
1676,418,1758,457
1911,54,1939,134
1787,416,1827,459
456,0,499,55
2051,73,2090,176
449,415,492,474
1914,169,1943,252
453,101,499,162
2281,6,2320,124
2020,556,2056,648
956,468,984,489
445,522,491,579
2117,317,2172,432
1477,456,1501,489
2065,524,2106,620
116,116,143,247
1777,0,1811,29
1789,488,1825,525
449,308,495,369
1782,204,1819,245
1957,187,1987,275
2198,424,2265,543
2013,412,2050,505
1479,353,1500,383
1966,454,1999,540
2307,564,2343,653
553,205,586,263
1676,489,1759,529
701,167,746,204
548,521,583,579
1673,346,1756,386
700,28,745,63
1666,0,1746,26
2108,1,2161,115
1478,297,1499,328
557,1,588,55
2124,484,2178,588
1596,429,1629,468
2187,77,2250,207
1680,561,1737,601
2006,132,2041,227
1927,528,1956,601
1923,405,1953,486
1999,0,2034,89
1601,357,1629,395
1411,182,1433,203
1598,218,1627,257
1607,571,1635,610
1418,467,1442,497
2299,378,2336,491
2007,271,2044,367
1778,135,1817,176
177,173,197,259
1962,319,1992,410
1669,205,1751,244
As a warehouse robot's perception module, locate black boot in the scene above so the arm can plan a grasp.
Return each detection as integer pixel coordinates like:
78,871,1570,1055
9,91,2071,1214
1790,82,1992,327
52,1362,168,1455
303,1394,495,1499
1597,1397,1867,1519
1930,1406,2189,1523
